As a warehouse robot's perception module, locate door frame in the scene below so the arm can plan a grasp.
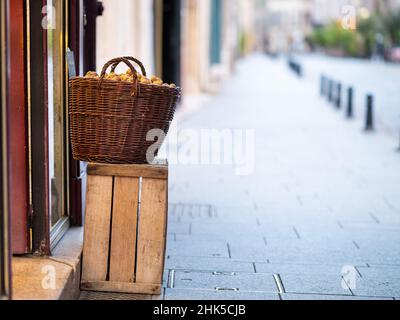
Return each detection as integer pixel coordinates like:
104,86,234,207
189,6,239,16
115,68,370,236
155,0,181,86
1,0,12,300
9,0,30,255
28,0,51,255
28,0,84,255
68,0,84,227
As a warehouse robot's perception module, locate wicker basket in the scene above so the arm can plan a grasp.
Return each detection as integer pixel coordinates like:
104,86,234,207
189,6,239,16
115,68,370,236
69,57,181,164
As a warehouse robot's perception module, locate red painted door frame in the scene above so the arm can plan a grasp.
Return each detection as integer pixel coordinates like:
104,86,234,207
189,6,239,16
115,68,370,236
1,0,12,299
9,0,29,254
69,0,84,227
6,0,85,255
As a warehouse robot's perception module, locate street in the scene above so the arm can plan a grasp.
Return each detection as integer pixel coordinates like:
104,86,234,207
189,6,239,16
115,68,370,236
162,54,400,300
297,53,400,136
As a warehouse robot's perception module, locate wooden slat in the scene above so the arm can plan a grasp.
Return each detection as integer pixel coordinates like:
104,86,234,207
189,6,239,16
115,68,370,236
136,178,168,285
87,161,168,180
81,281,161,295
81,175,113,282
109,177,139,283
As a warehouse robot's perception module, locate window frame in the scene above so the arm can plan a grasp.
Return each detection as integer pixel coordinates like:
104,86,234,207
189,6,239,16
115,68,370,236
29,0,72,255
46,0,70,250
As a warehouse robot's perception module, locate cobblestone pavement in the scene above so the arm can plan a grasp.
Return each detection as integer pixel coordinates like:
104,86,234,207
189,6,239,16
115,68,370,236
80,54,400,301
161,54,400,300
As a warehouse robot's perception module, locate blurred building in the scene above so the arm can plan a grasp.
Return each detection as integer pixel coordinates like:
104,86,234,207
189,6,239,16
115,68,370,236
312,0,400,26
97,0,265,96
182,0,239,94
264,0,400,54
181,0,266,94
96,0,156,76
264,0,312,53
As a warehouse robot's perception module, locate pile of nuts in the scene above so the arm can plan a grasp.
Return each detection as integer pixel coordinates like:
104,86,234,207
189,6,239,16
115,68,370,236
85,70,177,88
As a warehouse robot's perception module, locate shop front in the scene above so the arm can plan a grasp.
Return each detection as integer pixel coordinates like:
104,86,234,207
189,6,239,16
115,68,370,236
1,0,182,299
4,0,86,256
0,0,104,300
4,0,100,258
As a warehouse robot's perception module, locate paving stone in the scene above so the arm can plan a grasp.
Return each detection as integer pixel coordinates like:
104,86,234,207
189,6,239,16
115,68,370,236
357,266,400,280
359,250,400,266
281,293,393,300
279,273,353,296
164,288,280,300
172,270,278,293
167,222,191,235
351,277,400,298
256,263,362,277
190,222,262,236
165,256,255,273
176,233,266,248
265,245,365,265
167,239,229,258
228,244,269,261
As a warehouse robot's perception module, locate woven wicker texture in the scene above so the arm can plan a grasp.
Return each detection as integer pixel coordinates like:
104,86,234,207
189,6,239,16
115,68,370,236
69,57,181,164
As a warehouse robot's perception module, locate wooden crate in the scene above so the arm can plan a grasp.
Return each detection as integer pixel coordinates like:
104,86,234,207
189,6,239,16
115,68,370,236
81,160,168,295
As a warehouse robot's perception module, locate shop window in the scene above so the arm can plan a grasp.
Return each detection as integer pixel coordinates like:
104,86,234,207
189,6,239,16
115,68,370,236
29,0,71,254
47,0,69,242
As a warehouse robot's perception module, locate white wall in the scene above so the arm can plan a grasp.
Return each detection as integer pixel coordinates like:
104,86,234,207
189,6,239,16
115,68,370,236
96,0,155,76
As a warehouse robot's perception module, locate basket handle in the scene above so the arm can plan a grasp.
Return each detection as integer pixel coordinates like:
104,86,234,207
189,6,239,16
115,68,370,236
99,57,140,96
110,56,147,77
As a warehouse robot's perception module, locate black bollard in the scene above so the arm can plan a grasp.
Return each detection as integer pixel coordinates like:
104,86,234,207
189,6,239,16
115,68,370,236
336,82,342,109
320,75,326,96
397,130,400,151
297,64,303,78
328,80,334,103
365,94,374,131
347,87,354,118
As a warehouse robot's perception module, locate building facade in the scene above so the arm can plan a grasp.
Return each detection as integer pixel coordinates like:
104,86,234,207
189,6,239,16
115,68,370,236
181,0,265,95
264,0,312,53
311,0,400,26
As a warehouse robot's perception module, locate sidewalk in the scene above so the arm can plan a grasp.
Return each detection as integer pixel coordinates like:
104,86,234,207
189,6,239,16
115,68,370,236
162,54,400,300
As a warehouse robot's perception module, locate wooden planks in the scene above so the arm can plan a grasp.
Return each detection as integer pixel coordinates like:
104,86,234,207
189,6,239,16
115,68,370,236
136,179,168,285
87,162,168,180
81,175,113,282
81,281,161,295
109,177,139,282
81,160,168,295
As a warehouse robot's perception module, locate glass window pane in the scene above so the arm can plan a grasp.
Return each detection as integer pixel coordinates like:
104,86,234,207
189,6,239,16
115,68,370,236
47,0,66,228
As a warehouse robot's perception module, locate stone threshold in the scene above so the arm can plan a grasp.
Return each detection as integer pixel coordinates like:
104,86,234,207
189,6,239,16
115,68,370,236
12,227,83,300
